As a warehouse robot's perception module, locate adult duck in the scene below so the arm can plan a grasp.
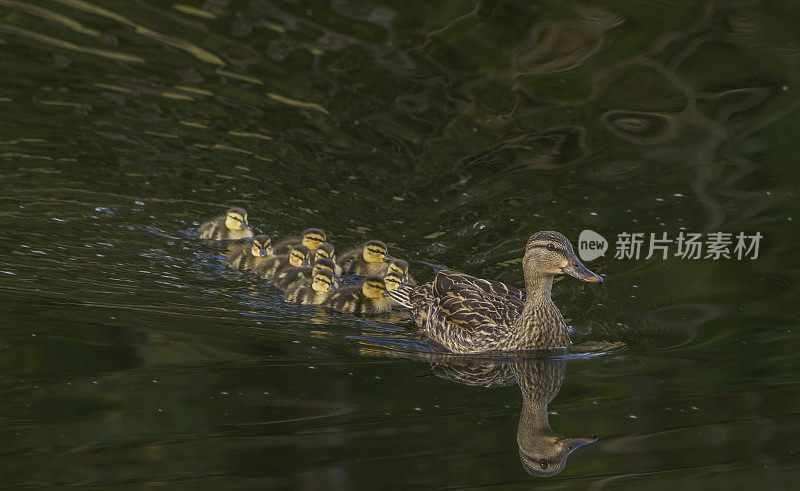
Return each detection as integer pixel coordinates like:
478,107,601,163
390,231,602,353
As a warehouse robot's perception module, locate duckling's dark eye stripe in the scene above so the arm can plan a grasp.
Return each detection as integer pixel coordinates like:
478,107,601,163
367,248,384,254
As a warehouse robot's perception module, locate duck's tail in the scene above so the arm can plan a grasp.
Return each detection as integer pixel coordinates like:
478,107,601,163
388,284,414,309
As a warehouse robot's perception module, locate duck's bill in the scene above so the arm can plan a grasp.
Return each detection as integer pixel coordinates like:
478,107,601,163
562,259,603,283
241,221,250,230
558,436,598,454
259,249,270,257
383,253,396,261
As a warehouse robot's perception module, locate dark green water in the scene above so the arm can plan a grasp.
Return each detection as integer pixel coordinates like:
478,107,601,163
1,0,799,488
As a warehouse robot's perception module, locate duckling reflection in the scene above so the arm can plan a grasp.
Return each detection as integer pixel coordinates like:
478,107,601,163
427,356,595,477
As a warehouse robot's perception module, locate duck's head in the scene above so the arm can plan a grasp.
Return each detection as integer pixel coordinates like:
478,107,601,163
383,271,404,292
311,269,335,293
300,228,326,251
314,242,335,262
288,245,311,267
250,235,272,257
386,259,409,281
361,240,391,263
523,231,602,283
519,435,597,478
361,275,388,299
312,258,336,277
225,207,249,231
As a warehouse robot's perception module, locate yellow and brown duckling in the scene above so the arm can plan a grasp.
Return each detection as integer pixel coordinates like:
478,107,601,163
382,259,416,285
226,235,273,270
383,270,407,306
339,240,392,276
311,242,342,275
253,244,310,281
321,275,392,314
199,207,254,240
272,257,337,291
284,269,336,305
272,228,326,256
389,231,603,354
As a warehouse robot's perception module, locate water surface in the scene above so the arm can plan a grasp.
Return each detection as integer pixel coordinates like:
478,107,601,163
1,0,799,487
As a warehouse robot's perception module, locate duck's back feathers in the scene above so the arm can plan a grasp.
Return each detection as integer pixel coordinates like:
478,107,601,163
400,269,526,353
432,269,524,302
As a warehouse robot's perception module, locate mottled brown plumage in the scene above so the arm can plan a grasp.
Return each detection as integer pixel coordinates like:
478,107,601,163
226,235,273,270
390,231,602,354
198,207,254,240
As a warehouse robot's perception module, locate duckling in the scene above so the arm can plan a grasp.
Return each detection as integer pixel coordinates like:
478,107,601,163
199,207,254,240
284,269,335,305
322,275,392,314
383,259,416,285
226,235,273,270
311,242,343,275
339,240,393,276
254,244,310,281
272,257,337,291
272,228,326,255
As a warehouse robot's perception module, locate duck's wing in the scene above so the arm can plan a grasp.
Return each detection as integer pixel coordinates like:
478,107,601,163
434,287,522,331
433,269,524,301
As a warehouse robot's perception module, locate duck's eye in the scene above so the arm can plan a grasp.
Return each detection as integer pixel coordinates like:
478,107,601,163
546,243,555,251
230,216,241,222
538,458,548,469
368,248,384,255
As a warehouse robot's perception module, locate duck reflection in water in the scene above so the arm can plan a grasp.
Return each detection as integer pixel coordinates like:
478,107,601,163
427,354,596,477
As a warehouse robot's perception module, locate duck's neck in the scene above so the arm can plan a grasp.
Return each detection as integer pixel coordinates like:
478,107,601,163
526,273,554,303
514,273,569,348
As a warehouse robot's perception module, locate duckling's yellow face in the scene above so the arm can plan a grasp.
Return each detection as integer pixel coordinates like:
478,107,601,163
314,243,335,261
362,278,387,299
288,247,309,267
362,242,388,263
383,271,403,292
312,271,334,293
301,230,326,251
524,231,602,283
250,236,272,257
387,260,408,279
225,210,248,231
